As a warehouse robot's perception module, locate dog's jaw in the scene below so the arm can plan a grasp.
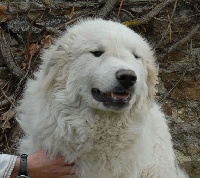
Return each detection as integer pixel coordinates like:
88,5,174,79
91,87,134,110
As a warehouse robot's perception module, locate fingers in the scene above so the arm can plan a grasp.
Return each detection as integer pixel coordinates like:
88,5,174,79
53,156,75,166
60,165,75,175
47,166,75,178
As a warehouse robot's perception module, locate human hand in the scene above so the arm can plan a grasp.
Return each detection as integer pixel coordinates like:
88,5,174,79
11,149,75,178
27,149,75,178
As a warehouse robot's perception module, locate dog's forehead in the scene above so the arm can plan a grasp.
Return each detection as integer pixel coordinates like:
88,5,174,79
67,19,148,50
72,20,134,39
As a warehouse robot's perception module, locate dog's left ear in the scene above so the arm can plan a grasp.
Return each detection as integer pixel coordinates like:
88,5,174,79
146,56,158,102
40,45,69,94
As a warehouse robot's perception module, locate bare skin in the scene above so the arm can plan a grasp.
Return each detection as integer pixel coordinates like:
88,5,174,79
10,149,75,178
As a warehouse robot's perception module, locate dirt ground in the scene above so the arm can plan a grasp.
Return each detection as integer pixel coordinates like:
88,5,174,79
0,0,199,177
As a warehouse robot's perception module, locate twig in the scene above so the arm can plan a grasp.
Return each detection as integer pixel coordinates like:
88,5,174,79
120,9,134,19
159,70,187,103
0,89,16,108
1,1,99,14
157,0,178,47
0,82,11,102
123,0,174,26
45,27,63,36
117,0,124,20
167,11,172,43
0,30,25,79
97,0,120,18
25,12,43,62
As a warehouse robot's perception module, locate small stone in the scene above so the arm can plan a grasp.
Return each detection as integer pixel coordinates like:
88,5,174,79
178,110,183,114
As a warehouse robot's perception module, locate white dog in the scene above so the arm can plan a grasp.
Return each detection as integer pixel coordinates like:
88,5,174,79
17,19,188,178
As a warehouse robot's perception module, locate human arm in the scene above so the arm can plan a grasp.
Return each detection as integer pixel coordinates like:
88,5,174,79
10,149,75,178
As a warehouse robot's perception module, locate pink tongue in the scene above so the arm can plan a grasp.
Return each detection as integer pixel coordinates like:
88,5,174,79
112,93,129,99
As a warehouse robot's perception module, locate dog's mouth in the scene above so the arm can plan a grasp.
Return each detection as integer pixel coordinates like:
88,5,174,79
91,88,131,108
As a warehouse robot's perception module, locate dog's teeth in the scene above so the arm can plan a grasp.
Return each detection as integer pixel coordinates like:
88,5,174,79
111,93,130,100
113,96,118,100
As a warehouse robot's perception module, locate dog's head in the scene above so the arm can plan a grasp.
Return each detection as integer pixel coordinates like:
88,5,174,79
40,19,158,112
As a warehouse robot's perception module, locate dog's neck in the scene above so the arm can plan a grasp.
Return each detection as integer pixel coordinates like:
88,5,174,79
66,106,151,178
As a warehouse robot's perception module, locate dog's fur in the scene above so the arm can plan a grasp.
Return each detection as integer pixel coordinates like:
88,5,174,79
17,19,188,178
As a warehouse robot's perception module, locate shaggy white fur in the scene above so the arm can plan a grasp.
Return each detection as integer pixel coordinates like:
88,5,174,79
17,19,188,178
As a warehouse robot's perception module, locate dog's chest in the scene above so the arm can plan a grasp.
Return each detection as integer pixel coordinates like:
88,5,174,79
75,114,137,152
73,116,140,178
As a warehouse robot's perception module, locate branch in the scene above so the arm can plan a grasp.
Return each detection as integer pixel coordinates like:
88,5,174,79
168,24,200,53
0,30,25,79
123,0,174,26
2,1,99,14
159,24,200,59
157,0,178,47
25,12,43,62
97,0,120,18
0,89,16,108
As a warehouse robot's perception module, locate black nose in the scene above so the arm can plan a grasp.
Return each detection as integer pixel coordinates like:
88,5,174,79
116,70,137,88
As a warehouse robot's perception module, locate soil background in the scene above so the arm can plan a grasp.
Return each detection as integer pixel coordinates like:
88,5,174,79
0,0,199,177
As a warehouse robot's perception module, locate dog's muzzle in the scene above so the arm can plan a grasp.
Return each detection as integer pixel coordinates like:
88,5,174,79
91,69,137,109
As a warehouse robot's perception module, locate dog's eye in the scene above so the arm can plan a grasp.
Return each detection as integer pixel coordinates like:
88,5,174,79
91,51,104,57
133,53,140,59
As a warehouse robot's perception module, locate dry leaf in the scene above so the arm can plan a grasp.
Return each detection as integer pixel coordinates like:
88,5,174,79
0,5,7,12
28,43,41,55
0,120,11,130
24,43,41,63
67,7,75,20
1,110,16,121
41,35,53,48
0,5,12,22
44,0,52,5
21,62,27,70
0,110,16,130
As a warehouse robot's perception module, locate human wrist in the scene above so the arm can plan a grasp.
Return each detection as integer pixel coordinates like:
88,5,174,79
26,154,37,177
10,157,20,178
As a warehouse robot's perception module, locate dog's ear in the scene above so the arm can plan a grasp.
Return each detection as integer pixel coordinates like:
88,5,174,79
146,56,158,101
40,45,69,94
